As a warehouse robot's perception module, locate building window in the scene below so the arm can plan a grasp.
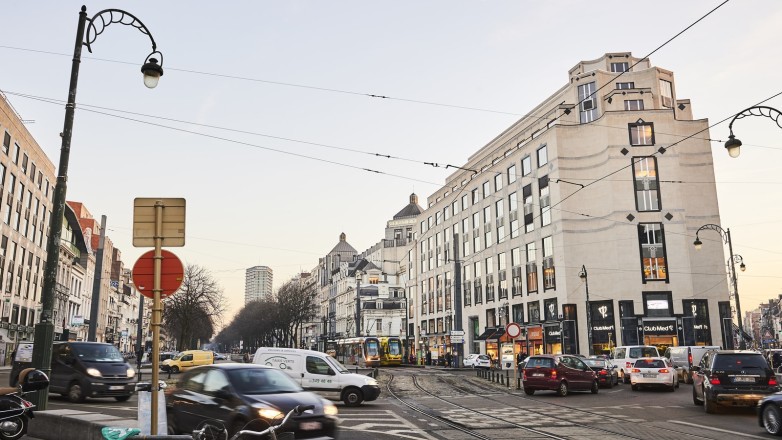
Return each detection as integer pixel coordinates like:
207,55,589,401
522,156,532,176
494,173,503,192
482,181,491,198
616,82,634,89
610,62,629,73
542,236,555,290
498,252,507,300
463,265,472,307
683,299,712,346
624,99,644,111
660,79,673,108
578,81,597,123
21,154,28,175
528,301,540,323
508,165,517,184
629,121,654,146
495,200,505,243
526,242,537,294
619,301,639,346
472,188,480,204
2,132,9,155
485,257,495,302
473,262,483,304
523,184,534,233
633,157,661,212
544,298,558,322
483,206,491,246
12,144,19,165
638,223,668,282
509,192,519,239
513,303,524,324
539,176,550,226
643,292,672,317
537,145,548,168
435,211,442,225
511,248,522,298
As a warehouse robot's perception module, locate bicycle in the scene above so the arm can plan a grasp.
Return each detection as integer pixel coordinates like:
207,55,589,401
191,404,315,440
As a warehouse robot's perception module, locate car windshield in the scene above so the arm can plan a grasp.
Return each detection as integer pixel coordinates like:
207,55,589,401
526,357,554,368
629,347,658,358
324,355,350,374
635,359,665,368
71,344,124,362
714,354,767,370
584,359,607,368
227,368,302,394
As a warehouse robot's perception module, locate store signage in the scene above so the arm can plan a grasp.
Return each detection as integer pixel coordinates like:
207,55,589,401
528,327,543,340
643,322,676,334
592,324,615,332
693,324,709,330
546,328,561,337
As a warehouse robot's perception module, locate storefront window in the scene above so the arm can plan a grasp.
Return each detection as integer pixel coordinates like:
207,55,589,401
683,299,712,346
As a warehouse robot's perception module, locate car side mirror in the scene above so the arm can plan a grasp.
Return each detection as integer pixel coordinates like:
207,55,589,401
215,389,232,400
691,366,700,372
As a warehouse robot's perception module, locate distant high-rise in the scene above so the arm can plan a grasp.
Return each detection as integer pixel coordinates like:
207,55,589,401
245,266,273,304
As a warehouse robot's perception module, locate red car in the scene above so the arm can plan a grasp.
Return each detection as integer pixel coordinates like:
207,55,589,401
522,354,599,396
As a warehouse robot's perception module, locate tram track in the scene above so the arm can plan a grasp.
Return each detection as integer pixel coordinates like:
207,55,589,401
429,370,723,440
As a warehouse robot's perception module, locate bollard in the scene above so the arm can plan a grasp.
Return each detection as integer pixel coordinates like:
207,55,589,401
506,370,510,388
500,373,504,385
517,377,522,390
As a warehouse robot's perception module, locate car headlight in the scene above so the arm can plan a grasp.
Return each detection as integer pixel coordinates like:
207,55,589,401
86,368,102,377
364,377,378,386
322,399,338,416
127,368,136,378
258,408,284,420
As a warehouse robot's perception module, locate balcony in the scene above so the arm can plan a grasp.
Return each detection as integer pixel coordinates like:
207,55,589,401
55,283,70,300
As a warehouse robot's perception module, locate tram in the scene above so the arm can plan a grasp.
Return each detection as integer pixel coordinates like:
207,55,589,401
379,336,403,367
335,337,381,367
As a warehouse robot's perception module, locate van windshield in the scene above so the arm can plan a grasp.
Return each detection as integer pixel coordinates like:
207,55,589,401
629,347,658,358
72,344,124,362
324,355,349,374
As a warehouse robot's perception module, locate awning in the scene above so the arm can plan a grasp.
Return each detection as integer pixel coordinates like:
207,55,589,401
487,327,506,341
475,328,497,341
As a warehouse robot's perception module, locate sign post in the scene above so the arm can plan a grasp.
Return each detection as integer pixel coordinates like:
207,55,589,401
506,322,522,389
133,198,185,435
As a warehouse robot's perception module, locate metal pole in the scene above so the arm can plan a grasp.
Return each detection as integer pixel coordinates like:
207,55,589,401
88,215,107,341
582,265,593,356
136,293,144,374
355,273,361,337
150,201,164,435
31,6,88,410
727,229,746,349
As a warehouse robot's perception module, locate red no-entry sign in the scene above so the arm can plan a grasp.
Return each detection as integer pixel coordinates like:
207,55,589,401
132,250,184,298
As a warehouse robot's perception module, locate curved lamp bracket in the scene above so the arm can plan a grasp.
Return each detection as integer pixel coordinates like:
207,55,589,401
728,106,782,134
695,223,728,244
84,8,159,54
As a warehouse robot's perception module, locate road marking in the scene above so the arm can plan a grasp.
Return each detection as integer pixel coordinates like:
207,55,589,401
668,420,767,439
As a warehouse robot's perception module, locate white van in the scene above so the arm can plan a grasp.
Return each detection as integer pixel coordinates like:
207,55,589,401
663,346,720,384
611,345,660,383
253,347,381,406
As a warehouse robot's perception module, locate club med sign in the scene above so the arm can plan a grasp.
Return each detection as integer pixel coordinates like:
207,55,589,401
643,322,675,335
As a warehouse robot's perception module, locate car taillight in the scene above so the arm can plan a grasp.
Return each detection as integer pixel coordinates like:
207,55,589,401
710,377,721,385
626,362,632,369
688,353,693,366
770,376,778,386
599,370,607,375
550,370,557,379
658,369,670,374
631,368,641,373
523,371,527,380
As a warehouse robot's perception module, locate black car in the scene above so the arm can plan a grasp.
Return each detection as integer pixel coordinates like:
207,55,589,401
584,358,619,388
166,364,339,439
758,393,782,435
692,350,778,414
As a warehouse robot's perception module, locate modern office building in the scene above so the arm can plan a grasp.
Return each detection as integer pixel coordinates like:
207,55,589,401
410,53,731,361
245,265,273,304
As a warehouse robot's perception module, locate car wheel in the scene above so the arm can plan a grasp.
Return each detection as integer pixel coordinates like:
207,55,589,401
591,381,599,394
524,388,535,396
115,395,131,402
631,384,639,391
692,385,703,405
342,387,364,406
704,390,716,414
67,382,86,403
171,366,180,374
675,377,679,389
763,405,782,436
622,371,630,384
557,381,568,397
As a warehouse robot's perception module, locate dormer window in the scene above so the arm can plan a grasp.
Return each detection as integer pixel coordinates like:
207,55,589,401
610,62,629,73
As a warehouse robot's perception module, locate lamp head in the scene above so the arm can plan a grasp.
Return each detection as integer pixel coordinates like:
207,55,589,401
693,237,703,251
141,57,163,89
725,134,742,158
579,269,587,280
740,262,746,272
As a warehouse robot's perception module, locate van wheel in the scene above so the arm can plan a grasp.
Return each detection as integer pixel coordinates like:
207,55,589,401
704,392,717,414
591,381,599,394
171,366,180,374
68,382,86,403
342,387,364,406
622,371,630,384
115,395,131,402
524,388,535,396
693,386,703,405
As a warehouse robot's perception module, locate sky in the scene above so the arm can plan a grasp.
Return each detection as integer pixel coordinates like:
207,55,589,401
2,1,781,325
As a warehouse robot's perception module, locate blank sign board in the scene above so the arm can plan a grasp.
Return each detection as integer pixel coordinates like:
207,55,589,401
132,198,186,247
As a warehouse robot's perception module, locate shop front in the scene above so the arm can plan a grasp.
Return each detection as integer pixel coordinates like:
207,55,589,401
641,319,678,353
590,301,617,356
543,324,562,354
525,326,543,355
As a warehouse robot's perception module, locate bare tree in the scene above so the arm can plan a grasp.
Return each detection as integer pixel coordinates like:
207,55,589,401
163,264,227,351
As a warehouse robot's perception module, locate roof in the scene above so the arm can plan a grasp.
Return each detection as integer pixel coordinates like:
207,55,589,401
329,232,357,254
393,193,424,219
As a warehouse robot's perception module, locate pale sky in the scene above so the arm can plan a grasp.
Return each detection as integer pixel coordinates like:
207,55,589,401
2,1,781,324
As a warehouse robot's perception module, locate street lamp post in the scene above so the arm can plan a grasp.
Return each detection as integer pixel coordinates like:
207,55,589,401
724,106,782,158
579,265,593,355
355,270,363,337
31,6,163,412
693,224,747,349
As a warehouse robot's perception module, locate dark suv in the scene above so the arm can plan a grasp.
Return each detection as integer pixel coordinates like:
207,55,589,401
522,354,598,396
691,350,778,413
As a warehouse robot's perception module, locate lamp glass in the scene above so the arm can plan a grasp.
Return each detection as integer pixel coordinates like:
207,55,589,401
727,145,741,158
143,73,160,89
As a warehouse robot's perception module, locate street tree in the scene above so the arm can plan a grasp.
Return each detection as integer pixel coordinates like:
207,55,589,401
163,264,227,351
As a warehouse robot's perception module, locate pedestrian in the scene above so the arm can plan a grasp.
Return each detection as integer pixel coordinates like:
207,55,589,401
445,352,452,368
243,352,250,363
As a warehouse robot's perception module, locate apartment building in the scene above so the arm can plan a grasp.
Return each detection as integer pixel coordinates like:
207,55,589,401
410,53,730,361
245,265,273,304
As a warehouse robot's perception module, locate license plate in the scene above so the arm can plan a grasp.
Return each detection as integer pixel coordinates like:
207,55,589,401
734,377,755,383
642,374,657,378
300,421,322,431
532,373,544,377
109,386,125,390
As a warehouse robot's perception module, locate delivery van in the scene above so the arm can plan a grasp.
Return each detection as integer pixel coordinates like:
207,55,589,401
253,347,381,406
161,349,214,373
10,341,136,403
